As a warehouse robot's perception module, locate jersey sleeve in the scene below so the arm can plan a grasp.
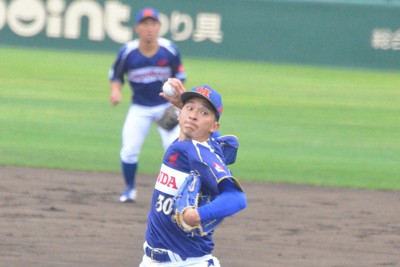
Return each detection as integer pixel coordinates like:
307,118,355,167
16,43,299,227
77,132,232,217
212,135,239,165
197,178,247,221
109,45,127,83
189,141,242,196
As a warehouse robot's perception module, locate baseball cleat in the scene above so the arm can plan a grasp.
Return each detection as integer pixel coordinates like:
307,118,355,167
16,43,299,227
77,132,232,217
119,189,137,202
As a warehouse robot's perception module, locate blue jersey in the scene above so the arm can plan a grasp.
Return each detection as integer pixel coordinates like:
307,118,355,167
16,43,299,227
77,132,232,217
109,38,186,106
145,138,239,259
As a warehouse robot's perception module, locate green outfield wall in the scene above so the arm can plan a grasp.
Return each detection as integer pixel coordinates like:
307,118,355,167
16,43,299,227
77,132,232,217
1,0,400,69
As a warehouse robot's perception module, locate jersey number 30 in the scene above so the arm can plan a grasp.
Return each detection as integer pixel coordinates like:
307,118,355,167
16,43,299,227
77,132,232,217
155,194,174,215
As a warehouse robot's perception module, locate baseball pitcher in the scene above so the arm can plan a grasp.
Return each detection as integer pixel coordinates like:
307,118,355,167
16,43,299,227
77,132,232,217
139,86,247,266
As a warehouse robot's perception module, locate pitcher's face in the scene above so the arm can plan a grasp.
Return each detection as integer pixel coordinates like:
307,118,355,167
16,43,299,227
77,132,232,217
178,98,220,142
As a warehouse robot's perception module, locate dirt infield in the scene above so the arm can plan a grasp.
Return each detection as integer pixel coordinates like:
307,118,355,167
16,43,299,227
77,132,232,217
1,166,399,267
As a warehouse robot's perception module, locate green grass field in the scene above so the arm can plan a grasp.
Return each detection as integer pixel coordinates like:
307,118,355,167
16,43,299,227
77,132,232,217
0,46,399,190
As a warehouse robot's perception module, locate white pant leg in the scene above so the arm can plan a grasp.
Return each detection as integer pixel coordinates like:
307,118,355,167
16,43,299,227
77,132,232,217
157,124,180,151
154,103,180,150
120,104,153,163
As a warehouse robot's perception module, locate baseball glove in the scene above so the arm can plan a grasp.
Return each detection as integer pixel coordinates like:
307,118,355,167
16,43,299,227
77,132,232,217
157,106,179,130
173,171,223,237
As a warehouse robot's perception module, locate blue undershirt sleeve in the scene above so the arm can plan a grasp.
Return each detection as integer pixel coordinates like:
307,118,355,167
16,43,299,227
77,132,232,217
197,178,247,222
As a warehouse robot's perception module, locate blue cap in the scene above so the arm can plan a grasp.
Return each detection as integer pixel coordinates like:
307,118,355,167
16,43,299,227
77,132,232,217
181,85,223,120
135,7,159,24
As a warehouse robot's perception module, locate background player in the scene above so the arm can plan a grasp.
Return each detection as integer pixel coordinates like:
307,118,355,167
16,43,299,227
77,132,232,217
109,7,186,202
139,83,247,266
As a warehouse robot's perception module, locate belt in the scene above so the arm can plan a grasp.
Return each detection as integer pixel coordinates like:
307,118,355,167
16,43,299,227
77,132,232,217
145,246,171,263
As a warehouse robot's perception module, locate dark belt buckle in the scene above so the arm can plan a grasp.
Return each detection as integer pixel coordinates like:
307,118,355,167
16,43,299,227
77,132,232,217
150,249,163,263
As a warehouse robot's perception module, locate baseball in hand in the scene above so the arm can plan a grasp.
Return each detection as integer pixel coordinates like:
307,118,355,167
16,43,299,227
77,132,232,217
162,81,176,97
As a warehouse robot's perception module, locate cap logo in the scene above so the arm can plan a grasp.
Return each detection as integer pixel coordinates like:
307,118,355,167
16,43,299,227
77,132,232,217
183,85,222,120
196,87,211,98
142,9,154,17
